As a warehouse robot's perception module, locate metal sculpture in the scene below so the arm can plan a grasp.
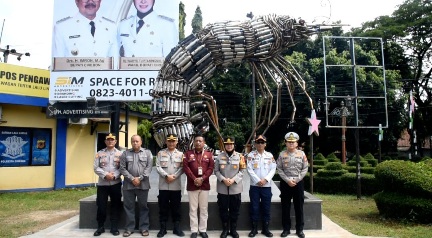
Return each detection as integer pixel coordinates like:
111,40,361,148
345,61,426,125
151,14,334,150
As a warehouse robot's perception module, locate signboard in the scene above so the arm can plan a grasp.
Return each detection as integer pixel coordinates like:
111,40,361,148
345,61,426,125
0,127,52,167
0,63,50,98
49,0,179,102
46,102,113,119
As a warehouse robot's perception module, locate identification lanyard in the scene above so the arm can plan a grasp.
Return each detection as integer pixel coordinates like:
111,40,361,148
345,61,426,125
195,150,204,175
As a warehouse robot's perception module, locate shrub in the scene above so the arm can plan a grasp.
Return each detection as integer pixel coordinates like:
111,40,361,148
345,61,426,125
364,153,375,160
382,155,392,161
325,162,343,170
375,160,432,199
316,169,347,177
314,153,326,160
347,160,369,167
313,159,328,166
374,191,432,223
326,153,340,162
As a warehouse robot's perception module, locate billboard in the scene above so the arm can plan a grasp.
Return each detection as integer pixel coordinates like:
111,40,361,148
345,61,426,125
0,63,50,98
49,0,179,102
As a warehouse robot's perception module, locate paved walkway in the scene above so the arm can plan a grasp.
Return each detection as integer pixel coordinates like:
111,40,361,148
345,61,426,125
21,214,387,238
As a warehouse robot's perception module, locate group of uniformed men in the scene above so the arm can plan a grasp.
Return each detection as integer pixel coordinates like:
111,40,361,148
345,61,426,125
53,0,177,60
93,131,308,238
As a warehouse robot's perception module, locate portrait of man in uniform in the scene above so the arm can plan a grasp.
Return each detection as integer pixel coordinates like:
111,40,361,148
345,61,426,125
118,0,178,58
52,0,117,58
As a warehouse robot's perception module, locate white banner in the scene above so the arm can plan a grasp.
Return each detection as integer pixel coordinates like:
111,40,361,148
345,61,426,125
50,70,157,101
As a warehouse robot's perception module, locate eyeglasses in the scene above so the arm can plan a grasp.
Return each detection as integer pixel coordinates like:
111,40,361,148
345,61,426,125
255,141,266,144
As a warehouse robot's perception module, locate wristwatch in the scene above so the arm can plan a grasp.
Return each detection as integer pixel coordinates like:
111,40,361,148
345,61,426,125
139,175,144,181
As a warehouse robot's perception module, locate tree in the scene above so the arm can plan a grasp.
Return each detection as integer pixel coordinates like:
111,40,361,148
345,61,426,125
179,1,186,40
356,0,432,154
191,6,203,34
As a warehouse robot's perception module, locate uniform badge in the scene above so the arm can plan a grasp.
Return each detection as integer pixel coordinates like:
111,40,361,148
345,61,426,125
204,155,207,159
221,165,225,169
254,163,258,168
161,161,167,166
120,34,129,37
71,50,78,56
233,165,238,169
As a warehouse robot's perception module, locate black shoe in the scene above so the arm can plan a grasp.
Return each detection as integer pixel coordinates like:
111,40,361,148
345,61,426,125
296,231,305,238
190,232,198,238
281,230,290,237
93,227,105,236
110,229,120,236
200,232,208,238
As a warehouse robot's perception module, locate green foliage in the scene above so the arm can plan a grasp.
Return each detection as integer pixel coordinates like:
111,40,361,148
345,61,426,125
316,169,347,177
191,6,203,34
137,119,152,148
374,160,432,199
314,153,326,160
179,1,186,39
325,162,343,170
313,160,328,166
347,160,369,167
364,153,375,160
373,191,432,223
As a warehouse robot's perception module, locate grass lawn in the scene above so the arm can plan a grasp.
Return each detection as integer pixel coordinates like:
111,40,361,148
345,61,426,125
315,193,432,238
0,188,430,238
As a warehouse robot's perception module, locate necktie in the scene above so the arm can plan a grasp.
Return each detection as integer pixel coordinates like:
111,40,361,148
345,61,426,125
136,19,144,34
90,21,95,37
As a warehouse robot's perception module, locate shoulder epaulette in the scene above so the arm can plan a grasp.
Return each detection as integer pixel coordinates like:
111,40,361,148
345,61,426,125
56,16,72,24
102,16,115,24
158,15,174,22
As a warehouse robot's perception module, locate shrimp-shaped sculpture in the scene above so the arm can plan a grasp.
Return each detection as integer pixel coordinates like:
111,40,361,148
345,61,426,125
151,14,333,151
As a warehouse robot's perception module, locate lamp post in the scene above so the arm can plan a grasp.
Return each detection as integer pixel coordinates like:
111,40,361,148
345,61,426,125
329,96,352,164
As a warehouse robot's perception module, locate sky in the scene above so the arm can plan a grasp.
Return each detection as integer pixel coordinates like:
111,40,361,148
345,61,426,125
0,0,406,70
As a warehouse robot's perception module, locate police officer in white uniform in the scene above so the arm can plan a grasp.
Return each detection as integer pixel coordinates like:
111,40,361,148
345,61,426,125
52,0,117,58
276,132,308,238
118,0,178,57
247,135,276,237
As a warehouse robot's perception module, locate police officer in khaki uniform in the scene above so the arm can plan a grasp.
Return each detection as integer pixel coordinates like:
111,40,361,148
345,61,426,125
118,0,178,57
276,132,309,238
119,135,153,237
214,137,246,238
247,135,276,237
155,134,185,237
93,133,122,236
52,0,117,57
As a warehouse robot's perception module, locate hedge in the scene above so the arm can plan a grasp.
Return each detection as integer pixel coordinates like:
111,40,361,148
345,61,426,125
374,191,432,223
374,160,432,199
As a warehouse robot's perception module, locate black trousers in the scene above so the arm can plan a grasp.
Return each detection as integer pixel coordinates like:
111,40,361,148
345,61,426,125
217,193,241,223
158,190,182,222
280,180,304,232
96,182,122,228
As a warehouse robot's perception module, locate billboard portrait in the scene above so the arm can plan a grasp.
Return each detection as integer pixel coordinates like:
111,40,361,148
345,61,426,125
0,127,52,167
50,0,179,102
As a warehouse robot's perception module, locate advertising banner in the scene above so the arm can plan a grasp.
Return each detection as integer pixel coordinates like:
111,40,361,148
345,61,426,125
0,127,52,167
50,0,179,102
0,63,50,98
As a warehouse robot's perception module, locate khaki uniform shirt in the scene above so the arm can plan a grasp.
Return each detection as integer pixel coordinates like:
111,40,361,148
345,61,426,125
93,147,122,186
276,149,308,183
214,151,245,195
155,148,184,191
